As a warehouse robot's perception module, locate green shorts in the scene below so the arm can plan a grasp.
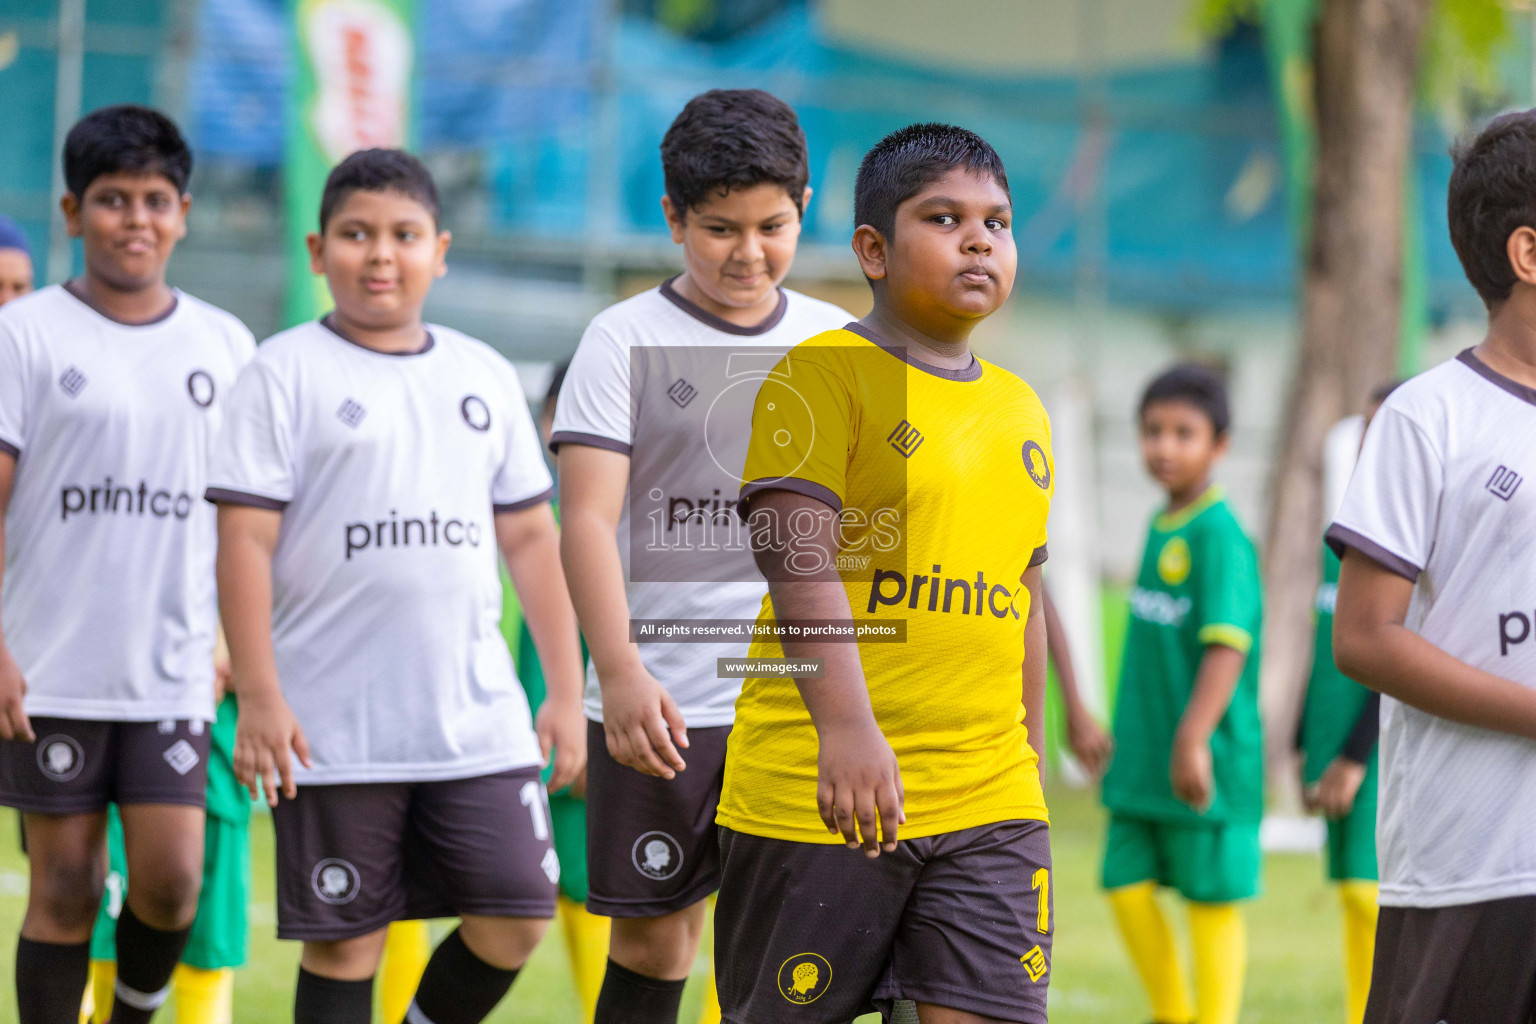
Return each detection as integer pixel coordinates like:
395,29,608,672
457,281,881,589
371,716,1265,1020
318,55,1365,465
90,806,251,969
550,789,588,904
1324,765,1378,883
1101,812,1261,903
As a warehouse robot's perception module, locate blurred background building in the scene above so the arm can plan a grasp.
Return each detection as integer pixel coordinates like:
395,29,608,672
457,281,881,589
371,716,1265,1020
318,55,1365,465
1,0,1530,722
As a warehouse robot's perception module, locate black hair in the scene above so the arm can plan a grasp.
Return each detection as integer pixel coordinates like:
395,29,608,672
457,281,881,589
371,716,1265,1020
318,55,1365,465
853,123,1010,240
318,149,441,232
63,105,192,198
660,89,809,216
1138,362,1231,437
1448,109,1536,308
543,360,569,415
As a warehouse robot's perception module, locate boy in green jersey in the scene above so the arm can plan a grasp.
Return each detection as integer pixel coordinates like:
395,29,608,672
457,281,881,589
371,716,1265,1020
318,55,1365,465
1295,382,1397,1024
1101,363,1263,1024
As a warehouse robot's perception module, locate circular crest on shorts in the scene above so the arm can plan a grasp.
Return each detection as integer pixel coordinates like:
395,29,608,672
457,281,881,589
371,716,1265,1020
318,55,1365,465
36,735,84,782
186,370,216,409
777,952,832,1004
1022,440,1051,490
460,395,491,432
631,830,683,880
311,858,361,905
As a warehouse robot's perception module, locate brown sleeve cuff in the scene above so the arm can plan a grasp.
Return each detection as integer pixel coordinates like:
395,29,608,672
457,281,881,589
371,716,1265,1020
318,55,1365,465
1325,523,1421,582
548,430,632,457
736,477,843,520
204,487,288,511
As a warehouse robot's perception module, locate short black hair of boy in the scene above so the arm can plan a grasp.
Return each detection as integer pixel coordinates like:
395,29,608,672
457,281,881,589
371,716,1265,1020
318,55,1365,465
1138,362,1231,437
853,123,1010,240
1448,109,1536,308
64,105,192,199
319,148,441,233
660,89,809,217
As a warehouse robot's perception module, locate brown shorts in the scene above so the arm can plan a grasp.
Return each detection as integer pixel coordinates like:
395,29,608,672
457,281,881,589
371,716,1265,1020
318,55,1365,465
0,717,211,814
272,766,557,941
1365,895,1536,1024
584,719,730,918
715,820,1053,1024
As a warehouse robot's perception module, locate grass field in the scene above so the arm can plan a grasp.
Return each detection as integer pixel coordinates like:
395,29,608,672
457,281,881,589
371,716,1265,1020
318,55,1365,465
0,785,1352,1024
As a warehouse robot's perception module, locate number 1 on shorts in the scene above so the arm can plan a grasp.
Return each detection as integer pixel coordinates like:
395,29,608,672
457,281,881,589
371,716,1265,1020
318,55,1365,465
1032,867,1049,934
520,780,550,840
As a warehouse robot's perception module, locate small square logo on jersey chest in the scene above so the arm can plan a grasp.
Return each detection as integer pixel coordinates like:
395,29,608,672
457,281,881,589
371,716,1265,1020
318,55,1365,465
336,399,367,429
1488,465,1523,501
58,366,87,398
667,379,697,408
887,419,924,458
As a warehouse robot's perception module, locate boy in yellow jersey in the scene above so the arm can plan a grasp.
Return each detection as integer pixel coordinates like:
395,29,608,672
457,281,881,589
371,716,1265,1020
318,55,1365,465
716,123,1054,1024
1100,364,1262,1024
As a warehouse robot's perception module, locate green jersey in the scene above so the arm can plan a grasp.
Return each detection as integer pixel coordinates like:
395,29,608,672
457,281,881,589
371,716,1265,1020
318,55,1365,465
1102,486,1264,824
1298,544,1374,785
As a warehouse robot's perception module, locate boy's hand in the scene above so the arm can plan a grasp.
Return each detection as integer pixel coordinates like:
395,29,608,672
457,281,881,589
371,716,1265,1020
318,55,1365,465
0,648,32,742
1307,756,1366,819
234,690,311,807
600,665,688,779
816,719,905,856
1170,732,1214,813
537,696,588,793
1065,705,1113,778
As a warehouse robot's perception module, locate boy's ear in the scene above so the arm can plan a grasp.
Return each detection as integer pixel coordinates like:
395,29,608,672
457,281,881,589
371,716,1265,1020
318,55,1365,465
434,229,452,279
661,195,686,244
306,232,325,275
175,193,191,243
1507,226,1536,287
1213,431,1232,460
799,185,813,221
851,224,888,281
59,193,83,239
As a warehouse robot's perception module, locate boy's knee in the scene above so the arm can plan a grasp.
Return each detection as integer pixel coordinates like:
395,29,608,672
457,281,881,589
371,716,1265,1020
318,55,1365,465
458,915,548,971
609,904,706,978
30,856,105,934
127,863,202,930
302,931,388,981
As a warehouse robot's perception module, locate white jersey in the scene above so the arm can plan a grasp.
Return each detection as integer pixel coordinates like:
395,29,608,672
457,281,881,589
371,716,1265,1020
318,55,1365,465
207,319,553,784
551,280,850,727
0,285,255,722
1329,349,1536,908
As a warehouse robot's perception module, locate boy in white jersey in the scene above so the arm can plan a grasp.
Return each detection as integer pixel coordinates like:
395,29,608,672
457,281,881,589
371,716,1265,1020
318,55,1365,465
0,105,255,1024
1331,109,1536,1023
554,89,848,1024
209,150,586,1024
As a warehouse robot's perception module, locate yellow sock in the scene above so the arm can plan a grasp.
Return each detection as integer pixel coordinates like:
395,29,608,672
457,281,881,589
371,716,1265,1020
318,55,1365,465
172,965,234,1024
87,960,115,1024
696,895,720,1024
1107,882,1194,1023
558,897,611,1024
1340,881,1379,1024
1188,902,1245,1024
379,920,432,1024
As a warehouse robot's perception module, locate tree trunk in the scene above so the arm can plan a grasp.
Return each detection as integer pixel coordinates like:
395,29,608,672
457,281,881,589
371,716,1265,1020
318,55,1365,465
1261,0,1432,785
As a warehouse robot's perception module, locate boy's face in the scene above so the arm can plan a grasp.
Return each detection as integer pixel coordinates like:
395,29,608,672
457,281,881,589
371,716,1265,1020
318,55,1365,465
1139,399,1227,495
857,168,1016,332
61,172,189,292
0,249,33,306
307,189,449,329
662,183,807,312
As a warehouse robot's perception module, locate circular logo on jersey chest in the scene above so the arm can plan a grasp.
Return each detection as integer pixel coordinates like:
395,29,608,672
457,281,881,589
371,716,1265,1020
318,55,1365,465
1158,536,1192,586
631,831,683,880
1022,440,1051,490
37,735,85,782
186,371,216,409
777,952,832,1004
460,395,491,432
311,858,361,905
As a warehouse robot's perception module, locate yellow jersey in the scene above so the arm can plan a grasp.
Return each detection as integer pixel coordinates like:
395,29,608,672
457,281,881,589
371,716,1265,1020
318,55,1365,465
717,324,1054,842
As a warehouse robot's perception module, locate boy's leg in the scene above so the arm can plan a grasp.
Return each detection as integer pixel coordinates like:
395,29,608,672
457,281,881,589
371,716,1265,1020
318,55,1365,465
1102,815,1193,1023
879,821,1052,1024
715,826,917,1024
397,767,559,1024
584,721,731,1024
1338,882,1378,1024
695,895,720,1024
170,967,232,1024
16,811,107,1024
548,790,608,1022
113,803,205,1024
298,931,389,1024
175,812,251,1024
1167,822,1259,1024
1186,903,1244,1024
379,921,432,1024
86,807,126,1024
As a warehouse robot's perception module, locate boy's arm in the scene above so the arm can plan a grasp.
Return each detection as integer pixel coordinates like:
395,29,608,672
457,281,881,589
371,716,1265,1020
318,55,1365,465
0,452,31,741
217,503,310,806
1042,585,1111,775
748,488,902,857
558,443,688,779
1334,549,1536,737
1023,567,1048,765
1170,644,1247,813
497,502,586,791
